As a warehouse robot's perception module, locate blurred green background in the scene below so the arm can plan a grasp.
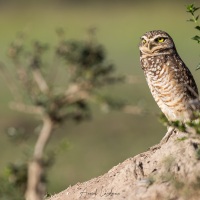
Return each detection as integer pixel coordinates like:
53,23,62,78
0,0,199,194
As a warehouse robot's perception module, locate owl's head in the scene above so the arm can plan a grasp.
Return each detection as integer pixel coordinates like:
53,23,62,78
139,30,176,56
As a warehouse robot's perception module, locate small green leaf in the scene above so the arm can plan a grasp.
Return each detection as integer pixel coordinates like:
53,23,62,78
186,4,194,13
186,4,200,15
196,63,200,70
192,35,200,43
196,15,199,21
194,7,200,12
195,26,200,31
187,19,195,22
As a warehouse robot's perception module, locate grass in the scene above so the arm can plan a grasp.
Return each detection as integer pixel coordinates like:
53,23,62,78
0,1,199,194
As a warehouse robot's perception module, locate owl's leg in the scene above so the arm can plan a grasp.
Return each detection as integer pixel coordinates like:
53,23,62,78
160,126,175,144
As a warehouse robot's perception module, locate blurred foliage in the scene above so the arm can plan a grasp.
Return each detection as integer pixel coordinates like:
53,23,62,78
0,27,128,199
0,153,55,200
0,163,27,200
4,27,125,124
159,111,200,135
159,113,186,132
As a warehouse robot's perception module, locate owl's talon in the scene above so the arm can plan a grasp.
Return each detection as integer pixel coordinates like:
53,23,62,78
160,127,175,144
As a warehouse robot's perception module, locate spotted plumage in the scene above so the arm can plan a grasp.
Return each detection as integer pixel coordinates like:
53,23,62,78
139,30,199,122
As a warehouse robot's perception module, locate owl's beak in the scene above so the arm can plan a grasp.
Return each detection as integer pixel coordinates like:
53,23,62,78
148,42,154,50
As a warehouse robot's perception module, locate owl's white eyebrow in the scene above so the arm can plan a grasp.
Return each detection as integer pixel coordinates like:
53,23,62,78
141,36,148,40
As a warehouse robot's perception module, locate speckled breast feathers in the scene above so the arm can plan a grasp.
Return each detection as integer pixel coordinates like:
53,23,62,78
139,30,199,122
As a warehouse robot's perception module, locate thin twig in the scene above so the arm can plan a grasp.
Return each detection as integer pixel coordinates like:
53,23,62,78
9,102,43,115
32,69,49,94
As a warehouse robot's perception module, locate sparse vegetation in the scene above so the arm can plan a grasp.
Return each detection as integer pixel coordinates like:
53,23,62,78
0,2,198,199
159,4,200,134
186,4,200,70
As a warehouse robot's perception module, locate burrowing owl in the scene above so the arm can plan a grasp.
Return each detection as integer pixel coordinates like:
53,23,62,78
139,30,199,122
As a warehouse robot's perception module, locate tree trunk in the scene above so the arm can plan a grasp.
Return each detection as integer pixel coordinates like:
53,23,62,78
26,116,53,200
48,130,200,200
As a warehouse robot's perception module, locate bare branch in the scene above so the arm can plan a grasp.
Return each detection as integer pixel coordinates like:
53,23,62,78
25,161,44,200
9,102,43,115
34,116,53,160
32,69,49,94
26,116,53,200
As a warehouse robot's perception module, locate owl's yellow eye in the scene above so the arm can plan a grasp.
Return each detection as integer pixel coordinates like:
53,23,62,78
155,37,165,43
142,39,146,44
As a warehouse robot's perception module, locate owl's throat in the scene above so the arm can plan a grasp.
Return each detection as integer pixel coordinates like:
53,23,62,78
140,54,167,72
140,48,175,59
